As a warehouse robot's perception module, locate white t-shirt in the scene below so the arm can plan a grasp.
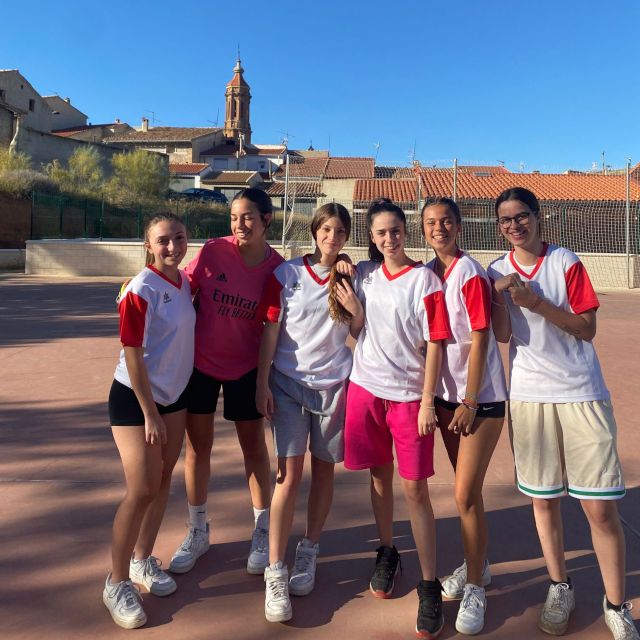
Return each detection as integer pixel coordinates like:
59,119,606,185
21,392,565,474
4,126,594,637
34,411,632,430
427,251,507,404
259,255,352,389
350,260,451,402
487,243,608,402
114,266,196,406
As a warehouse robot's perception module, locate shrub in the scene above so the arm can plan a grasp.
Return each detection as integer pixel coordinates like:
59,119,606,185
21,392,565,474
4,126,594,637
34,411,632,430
0,149,31,171
0,169,58,198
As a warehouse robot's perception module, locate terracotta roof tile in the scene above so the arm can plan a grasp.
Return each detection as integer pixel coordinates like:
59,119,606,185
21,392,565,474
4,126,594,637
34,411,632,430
265,182,325,197
110,127,219,142
201,171,260,185
200,143,285,157
169,163,210,175
273,157,329,179
418,168,640,202
325,157,375,179
375,166,416,179
354,179,417,204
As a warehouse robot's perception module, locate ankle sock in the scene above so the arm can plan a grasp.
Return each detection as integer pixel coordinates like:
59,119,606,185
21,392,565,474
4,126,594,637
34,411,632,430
254,506,269,530
605,597,624,611
551,576,572,589
188,502,207,531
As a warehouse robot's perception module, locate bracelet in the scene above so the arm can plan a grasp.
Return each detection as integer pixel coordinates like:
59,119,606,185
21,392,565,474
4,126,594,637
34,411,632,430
421,405,435,410
464,392,477,399
462,401,478,411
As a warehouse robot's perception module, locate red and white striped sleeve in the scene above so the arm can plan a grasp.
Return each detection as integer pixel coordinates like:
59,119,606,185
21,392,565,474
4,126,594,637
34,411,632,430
461,274,492,331
119,291,148,347
565,261,599,314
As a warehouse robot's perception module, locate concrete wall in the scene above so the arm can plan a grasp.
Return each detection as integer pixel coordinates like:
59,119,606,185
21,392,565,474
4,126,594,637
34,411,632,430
0,248,25,270
24,239,640,288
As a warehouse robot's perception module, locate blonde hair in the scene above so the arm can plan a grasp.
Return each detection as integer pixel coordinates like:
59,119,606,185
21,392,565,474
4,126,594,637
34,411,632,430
328,265,354,325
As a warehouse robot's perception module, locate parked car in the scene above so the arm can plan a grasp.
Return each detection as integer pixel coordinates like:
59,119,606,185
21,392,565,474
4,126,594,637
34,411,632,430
180,188,228,204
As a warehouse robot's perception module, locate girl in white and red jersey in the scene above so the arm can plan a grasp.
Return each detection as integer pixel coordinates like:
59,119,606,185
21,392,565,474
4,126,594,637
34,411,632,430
170,189,284,576
104,213,195,629
343,198,451,639
255,203,363,623
488,187,635,640
423,197,507,635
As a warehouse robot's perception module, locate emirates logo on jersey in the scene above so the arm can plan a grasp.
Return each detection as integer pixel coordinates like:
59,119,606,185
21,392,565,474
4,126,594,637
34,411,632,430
163,292,172,303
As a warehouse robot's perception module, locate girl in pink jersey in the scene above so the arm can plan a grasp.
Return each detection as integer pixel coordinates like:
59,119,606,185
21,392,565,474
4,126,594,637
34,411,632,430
423,197,507,635
488,187,635,640
256,203,363,623
170,189,284,576
104,213,195,629
343,198,451,639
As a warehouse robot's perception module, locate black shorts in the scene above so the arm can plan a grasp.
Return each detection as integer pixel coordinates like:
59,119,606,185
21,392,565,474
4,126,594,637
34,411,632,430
434,396,506,419
185,367,262,421
108,379,187,426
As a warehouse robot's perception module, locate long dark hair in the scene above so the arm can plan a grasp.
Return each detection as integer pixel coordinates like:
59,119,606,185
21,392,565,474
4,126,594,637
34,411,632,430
232,188,273,226
495,187,540,216
366,198,406,262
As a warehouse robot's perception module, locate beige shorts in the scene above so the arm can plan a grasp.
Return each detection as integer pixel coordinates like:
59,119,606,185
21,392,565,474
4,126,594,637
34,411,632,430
509,399,625,500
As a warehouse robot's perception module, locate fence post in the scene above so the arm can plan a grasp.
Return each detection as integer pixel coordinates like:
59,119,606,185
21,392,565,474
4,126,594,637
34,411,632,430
626,158,631,288
30,190,35,240
453,158,458,202
560,206,566,247
58,195,64,239
99,193,104,240
282,153,290,254
83,198,88,238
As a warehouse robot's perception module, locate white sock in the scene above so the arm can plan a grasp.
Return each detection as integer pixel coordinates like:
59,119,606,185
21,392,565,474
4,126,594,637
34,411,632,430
188,502,207,531
254,506,269,531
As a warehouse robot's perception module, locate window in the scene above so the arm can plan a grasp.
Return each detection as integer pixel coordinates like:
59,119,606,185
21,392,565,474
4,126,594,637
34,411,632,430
28,99,35,111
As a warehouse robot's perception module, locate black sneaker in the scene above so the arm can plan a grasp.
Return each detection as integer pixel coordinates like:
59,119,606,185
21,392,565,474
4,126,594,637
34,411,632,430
369,545,401,599
416,578,444,639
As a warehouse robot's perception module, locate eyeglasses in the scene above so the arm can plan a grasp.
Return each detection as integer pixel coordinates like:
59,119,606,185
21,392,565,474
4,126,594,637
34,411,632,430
497,211,534,228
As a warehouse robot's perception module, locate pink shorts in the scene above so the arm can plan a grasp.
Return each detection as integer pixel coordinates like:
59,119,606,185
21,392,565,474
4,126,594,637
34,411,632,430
344,381,435,481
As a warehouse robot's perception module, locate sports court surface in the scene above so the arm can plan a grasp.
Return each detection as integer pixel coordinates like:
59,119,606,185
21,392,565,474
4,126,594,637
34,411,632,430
0,274,638,639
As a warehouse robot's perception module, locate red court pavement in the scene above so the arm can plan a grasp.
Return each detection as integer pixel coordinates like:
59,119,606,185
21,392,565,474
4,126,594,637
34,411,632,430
0,274,638,640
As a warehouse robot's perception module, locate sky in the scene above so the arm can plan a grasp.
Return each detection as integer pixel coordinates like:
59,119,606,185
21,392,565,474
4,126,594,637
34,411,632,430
2,0,638,173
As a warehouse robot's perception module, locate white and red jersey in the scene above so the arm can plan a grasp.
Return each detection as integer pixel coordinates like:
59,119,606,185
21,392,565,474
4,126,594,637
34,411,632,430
487,243,608,402
350,260,451,402
114,266,196,406
427,251,507,404
183,236,284,380
258,255,352,389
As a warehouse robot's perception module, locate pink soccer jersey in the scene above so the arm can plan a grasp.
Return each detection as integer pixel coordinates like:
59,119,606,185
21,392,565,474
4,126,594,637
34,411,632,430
183,236,284,380
427,251,507,404
114,266,196,405
350,260,451,402
487,243,608,402
259,255,352,389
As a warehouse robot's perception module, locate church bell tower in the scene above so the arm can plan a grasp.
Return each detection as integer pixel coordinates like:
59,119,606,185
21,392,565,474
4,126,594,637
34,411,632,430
223,55,252,145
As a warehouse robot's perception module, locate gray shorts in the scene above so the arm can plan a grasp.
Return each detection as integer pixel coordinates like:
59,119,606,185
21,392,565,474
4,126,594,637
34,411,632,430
269,367,346,463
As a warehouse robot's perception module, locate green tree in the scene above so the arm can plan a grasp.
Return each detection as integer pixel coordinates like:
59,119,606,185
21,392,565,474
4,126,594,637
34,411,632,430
44,146,104,196
106,149,168,206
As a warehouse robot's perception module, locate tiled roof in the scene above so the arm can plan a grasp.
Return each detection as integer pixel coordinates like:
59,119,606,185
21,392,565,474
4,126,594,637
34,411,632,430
375,166,416,179
169,163,210,175
200,143,285,157
201,171,260,185
265,182,325,197
325,157,375,179
418,168,640,202
354,179,417,204
273,157,329,179
109,127,219,142
455,165,510,174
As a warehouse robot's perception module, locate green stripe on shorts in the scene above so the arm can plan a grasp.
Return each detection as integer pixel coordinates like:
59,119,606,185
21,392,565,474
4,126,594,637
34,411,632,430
517,481,565,497
567,487,626,498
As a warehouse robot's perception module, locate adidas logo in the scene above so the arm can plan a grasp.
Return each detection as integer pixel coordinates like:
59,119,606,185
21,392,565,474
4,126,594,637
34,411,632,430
216,273,228,282
163,292,172,303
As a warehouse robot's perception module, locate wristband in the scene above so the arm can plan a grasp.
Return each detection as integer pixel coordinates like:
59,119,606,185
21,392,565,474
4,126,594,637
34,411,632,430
462,401,478,411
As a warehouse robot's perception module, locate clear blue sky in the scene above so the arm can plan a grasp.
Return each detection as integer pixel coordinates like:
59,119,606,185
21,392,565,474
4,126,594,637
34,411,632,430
2,0,637,172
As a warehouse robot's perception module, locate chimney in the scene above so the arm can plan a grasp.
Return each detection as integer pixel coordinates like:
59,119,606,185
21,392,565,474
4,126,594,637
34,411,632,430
142,117,149,132
65,97,70,103
114,118,120,124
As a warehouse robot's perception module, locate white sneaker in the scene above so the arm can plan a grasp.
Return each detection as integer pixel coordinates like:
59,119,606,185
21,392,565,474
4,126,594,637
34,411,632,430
442,559,491,599
129,555,176,596
289,538,319,596
455,584,487,635
539,582,575,635
264,561,292,622
247,527,269,575
169,523,210,574
603,596,640,640
102,573,147,629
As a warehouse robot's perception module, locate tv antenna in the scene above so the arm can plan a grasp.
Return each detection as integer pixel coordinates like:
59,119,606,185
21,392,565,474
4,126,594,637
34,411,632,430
145,110,161,125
